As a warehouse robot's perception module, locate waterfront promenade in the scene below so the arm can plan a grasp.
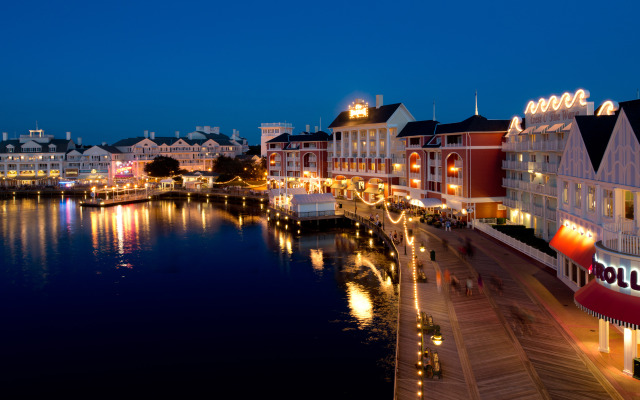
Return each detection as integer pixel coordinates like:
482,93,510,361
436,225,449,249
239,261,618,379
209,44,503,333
338,200,640,400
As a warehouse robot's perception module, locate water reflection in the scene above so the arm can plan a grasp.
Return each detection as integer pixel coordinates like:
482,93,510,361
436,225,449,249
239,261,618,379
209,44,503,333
346,281,374,327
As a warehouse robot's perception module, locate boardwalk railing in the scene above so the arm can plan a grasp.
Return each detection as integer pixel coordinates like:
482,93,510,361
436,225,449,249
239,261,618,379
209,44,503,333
474,220,557,270
270,206,344,219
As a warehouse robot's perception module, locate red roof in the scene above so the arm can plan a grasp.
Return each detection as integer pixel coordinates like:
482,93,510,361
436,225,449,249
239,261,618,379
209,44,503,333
575,280,640,330
549,225,596,270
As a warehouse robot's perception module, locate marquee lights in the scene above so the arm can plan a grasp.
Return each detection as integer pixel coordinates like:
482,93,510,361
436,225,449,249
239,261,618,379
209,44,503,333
348,99,369,119
525,89,589,114
509,116,523,133
596,100,619,116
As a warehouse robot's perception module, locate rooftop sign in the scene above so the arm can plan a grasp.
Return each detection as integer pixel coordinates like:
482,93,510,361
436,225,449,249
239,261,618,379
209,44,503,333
524,89,593,128
348,99,369,119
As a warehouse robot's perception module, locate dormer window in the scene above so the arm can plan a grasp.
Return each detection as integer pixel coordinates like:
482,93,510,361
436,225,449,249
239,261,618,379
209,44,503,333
49,146,56,152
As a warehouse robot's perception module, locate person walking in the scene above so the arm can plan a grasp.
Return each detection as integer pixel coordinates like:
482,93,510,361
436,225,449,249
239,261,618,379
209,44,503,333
466,276,473,296
443,268,451,291
477,274,484,294
445,220,451,231
436,270,442,292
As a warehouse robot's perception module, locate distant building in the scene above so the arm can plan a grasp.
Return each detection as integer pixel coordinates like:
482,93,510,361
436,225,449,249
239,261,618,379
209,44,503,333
260,123,294,158
0,128,74,186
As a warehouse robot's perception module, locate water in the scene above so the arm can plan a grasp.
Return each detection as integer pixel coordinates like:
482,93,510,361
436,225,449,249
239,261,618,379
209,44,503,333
0,197,397,398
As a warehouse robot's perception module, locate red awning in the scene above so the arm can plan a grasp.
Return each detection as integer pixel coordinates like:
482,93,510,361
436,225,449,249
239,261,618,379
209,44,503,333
575,279,640,330
549,225,595,270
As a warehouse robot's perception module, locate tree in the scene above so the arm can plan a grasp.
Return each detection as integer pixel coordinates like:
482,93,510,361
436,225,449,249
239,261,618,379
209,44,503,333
144,156,184,177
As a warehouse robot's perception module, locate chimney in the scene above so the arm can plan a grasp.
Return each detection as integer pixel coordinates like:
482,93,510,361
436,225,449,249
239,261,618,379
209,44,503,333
175,130,180,138
212,127,220,134
314,126,318,133
150,131,155,140
144,130,149,138
376,94,383,109
77,137,82,146
2,132,7,141
204,126,211,133
305,124,310,132
66,131,71,140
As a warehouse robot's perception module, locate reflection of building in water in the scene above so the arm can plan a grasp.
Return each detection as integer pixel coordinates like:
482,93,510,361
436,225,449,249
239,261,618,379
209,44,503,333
346,282,374,327
310,249,324,274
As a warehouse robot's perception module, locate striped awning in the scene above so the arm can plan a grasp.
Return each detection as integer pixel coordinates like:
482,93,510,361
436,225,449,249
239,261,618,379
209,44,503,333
533,125,549,133
546,123,564,132
364,186,381,194
520,127,534,134
574,280,640,330
330,182,345,189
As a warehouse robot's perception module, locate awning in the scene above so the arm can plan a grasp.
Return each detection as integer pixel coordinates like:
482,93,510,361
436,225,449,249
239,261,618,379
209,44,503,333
575,280,640,330
364,186,381,194
410,198,442,208
444,200,462,210
521,127,534,134
562,122,573,131
546,123,564,132
533,125,549,133
330,182,345,189
549,225,596,270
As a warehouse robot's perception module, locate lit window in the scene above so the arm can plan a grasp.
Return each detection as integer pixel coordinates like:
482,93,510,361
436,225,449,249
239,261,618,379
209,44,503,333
603,189,613,218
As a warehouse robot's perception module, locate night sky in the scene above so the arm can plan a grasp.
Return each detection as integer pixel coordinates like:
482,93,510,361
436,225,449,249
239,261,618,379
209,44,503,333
1,0,638,146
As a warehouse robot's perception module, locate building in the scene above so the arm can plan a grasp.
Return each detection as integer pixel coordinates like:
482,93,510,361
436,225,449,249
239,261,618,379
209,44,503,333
64,144,126,185
327,95,414,201
266,129,330,193
111,127,243,179
0,128,74,186
260,123,294,158
503,89,594,239
393,111,510,218
551,99,639,376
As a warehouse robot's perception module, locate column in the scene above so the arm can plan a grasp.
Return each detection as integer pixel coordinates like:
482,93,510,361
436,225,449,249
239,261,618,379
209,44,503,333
598,319,609,353
356,130,361,158
366,129,370,158
386,129,391,159
340,131,344,158
623,328,638,376
333,133,337,160
376,129,380,158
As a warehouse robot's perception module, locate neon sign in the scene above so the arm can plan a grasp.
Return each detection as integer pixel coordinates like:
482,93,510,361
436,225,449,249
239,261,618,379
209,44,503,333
349,99,369,119
592,260,640,292
115,161,134,177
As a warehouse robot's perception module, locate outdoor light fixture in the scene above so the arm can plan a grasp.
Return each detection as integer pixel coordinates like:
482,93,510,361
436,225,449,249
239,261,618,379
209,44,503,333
431,329,443,346
420,243,425,252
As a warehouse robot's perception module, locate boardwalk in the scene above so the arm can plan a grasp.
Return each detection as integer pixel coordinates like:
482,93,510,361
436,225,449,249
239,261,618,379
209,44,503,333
338,200,639,400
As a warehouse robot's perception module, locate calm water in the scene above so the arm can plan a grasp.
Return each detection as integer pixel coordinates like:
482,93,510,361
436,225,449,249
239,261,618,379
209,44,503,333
0,197,397,398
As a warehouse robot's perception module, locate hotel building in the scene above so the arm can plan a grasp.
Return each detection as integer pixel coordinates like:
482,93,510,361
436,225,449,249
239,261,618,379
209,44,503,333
502,90,594,239
265,129,330,192
393,112,510,218
260,123,294,158
327,96,414,201
550,99,640,376
0,128,74,186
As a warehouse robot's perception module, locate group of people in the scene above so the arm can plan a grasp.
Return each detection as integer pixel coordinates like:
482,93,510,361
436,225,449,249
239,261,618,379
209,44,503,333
392,230,403,246
368,213,382,228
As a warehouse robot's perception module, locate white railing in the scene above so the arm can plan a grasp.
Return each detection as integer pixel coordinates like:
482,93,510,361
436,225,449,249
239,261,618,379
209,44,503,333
406,143,421,149
474,221,557,269
409,171,421,180
546,208,557,221
601,221,640,256
533,204,544,217
447,176,463,186
503,198,519,209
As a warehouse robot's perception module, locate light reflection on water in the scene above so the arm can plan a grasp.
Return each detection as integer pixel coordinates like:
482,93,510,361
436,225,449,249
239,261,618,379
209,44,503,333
0,198,397,397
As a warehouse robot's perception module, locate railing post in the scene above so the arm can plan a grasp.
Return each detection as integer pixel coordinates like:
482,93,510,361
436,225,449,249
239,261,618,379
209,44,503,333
618,230,623,252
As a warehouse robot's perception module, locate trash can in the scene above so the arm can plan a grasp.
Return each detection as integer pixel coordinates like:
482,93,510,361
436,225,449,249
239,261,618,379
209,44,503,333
430,250,436,261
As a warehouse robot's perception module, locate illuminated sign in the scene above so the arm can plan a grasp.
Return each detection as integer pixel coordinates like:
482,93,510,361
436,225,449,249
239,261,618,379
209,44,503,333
592,259,640,292
115,161,134,177
349,99,369,119
524,89,592,127
65,168,78,177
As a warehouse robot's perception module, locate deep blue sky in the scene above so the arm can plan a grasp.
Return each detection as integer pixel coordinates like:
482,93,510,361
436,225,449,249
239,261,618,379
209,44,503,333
1,0,638,146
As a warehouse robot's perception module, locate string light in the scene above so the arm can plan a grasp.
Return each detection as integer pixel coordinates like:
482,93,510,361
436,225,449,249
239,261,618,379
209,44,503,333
525,89,589,114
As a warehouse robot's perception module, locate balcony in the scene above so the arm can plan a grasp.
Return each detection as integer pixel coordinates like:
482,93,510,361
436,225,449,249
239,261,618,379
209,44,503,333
546,208,557,221
447,176,463,187
533,204,544,217
409,171,421,180
503,198,519,209
601,220,640,256
406,143,422,149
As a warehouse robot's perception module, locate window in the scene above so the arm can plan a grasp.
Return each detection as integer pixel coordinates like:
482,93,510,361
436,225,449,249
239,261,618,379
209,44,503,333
603,189,613,217
564,258,570,278
563,182,569,204
544,154,550,163
579,269,586,287
624,190,634,220
588,186,596,212
530,154,536,162
574,183,581,208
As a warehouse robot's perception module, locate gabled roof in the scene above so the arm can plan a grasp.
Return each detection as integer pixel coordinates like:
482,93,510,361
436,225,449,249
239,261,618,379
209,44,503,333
0,139,73,154
422,135,441,148
397,120,439,138
435,115,510,134
328,103,402,128
574,114,617,172
96,145,122,154
112,137,146,147
619,99,640,143
266,132,330,144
